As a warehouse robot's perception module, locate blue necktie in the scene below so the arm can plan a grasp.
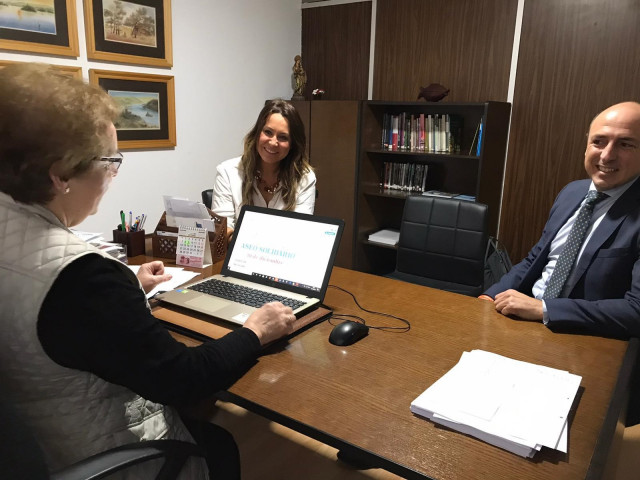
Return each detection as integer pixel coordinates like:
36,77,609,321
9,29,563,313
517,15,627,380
543,190,608,299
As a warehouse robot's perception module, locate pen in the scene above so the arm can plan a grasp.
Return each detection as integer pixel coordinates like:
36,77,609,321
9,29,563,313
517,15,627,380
139,213,146,231
120,210,126,231
129,211,133,230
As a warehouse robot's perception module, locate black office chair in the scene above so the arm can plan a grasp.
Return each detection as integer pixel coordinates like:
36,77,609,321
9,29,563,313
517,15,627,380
387,195,489,296
0,392,204,480
201,189,213,209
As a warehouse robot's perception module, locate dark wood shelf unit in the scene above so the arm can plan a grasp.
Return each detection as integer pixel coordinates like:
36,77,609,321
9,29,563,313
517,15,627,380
355,101,511,274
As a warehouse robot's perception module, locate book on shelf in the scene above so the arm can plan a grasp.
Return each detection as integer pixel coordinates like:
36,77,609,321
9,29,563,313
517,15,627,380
422,190,458,198
382,162,428,192
381,112,463,154
469,118,483,156
410,350,581,459
453,194,476,202
367,229,400,246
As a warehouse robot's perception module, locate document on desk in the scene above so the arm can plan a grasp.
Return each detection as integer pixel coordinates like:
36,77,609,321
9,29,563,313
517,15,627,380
128,266,200,299
410,349,581,458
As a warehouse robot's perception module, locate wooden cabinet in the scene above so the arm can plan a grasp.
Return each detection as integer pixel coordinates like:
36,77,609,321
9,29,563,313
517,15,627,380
292,100,360,269
355,101,511,274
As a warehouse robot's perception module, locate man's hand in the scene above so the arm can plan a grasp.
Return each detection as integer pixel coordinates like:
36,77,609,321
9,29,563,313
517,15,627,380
136,261,172,294
478,295,494,302
494,289,544,321
243,302,296,345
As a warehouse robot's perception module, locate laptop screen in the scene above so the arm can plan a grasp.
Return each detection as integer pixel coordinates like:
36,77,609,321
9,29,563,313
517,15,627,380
222,206,344,299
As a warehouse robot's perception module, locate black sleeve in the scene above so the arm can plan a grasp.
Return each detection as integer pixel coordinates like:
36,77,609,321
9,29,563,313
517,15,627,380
37,254,261,407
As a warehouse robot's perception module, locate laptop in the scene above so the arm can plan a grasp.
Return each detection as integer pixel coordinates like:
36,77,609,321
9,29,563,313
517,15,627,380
157,205,344,325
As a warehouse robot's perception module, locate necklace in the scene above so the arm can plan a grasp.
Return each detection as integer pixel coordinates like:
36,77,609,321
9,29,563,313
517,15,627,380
255,169,280,194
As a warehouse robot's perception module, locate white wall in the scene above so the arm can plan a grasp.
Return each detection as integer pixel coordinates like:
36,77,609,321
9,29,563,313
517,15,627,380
0,0,302,234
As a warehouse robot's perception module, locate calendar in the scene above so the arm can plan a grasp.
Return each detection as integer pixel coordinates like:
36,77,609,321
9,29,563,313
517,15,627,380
176,226,212,268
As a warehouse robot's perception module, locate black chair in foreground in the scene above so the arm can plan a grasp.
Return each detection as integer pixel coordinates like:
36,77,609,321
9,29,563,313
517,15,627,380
387,195,489,296
0,392,204,480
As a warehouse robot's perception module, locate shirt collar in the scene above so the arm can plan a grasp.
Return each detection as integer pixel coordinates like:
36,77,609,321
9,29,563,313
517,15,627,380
589,175,639,202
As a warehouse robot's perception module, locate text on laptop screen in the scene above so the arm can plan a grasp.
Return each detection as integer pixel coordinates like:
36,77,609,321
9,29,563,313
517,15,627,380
227,210,340,293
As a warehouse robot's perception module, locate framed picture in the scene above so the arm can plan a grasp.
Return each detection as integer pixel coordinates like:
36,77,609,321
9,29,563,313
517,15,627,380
0,60,82,80
0,0,79,57
89,69,176,149
84,0,172,67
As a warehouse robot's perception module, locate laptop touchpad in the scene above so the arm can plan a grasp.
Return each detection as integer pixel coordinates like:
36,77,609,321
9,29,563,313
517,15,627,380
185,297,254,316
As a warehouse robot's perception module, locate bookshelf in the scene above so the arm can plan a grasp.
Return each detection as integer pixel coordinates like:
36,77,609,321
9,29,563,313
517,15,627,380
355,101,511,274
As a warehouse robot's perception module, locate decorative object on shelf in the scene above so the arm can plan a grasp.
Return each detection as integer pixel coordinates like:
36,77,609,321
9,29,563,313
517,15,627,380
312,88,325,100
0,0,79,57
84,0,173,67
418,83,450,102
89,69,176,150
291,54,306,100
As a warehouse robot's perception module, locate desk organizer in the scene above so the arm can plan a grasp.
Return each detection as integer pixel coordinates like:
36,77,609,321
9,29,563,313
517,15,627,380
113,229,146,257
151,210,227,263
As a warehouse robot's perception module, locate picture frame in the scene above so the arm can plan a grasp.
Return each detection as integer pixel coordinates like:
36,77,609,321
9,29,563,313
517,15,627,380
84,0,172,67
0,0,79,57
0,60,82,80
89,69,176,149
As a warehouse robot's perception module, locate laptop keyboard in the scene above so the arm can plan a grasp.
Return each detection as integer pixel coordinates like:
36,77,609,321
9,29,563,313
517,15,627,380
189,278,306,310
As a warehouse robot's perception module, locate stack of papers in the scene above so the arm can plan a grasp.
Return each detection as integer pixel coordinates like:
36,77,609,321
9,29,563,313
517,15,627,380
163,196,215,230
72,229,126,262
410,350,581,458
367,229,400,246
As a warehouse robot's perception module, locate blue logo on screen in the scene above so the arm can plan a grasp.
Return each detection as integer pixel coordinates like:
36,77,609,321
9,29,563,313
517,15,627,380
325,231,336,235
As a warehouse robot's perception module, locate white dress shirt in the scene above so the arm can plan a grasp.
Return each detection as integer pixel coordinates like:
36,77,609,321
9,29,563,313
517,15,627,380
211,156,316,229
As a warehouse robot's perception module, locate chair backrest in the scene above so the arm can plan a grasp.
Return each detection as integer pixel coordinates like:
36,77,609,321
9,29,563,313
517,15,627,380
394,195,488,296
201,189,213,209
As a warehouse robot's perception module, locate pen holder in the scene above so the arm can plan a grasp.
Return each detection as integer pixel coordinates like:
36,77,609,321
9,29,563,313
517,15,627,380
113,229,146,257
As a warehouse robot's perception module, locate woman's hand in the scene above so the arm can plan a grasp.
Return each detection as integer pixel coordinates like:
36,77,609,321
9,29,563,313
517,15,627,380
136,261,172,294
243,302,296,345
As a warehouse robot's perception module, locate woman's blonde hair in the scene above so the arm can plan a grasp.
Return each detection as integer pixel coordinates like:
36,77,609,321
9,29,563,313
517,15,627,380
239,99,312,211
0,63,118,204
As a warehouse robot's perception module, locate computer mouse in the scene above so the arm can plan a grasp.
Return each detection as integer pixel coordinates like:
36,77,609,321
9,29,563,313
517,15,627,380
329,321,369,346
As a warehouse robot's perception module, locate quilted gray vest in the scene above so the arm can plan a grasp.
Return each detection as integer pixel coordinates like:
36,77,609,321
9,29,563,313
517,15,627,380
0,192,207,479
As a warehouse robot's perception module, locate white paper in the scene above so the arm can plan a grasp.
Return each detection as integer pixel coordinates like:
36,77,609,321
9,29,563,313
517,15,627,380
410,349,581,458
162,196,210,228
128,266,200,299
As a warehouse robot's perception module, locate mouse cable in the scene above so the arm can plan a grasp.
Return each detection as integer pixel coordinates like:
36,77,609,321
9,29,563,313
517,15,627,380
326,284,411,333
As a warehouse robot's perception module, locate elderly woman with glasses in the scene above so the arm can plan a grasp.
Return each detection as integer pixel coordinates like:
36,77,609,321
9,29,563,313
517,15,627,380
0,63,295,479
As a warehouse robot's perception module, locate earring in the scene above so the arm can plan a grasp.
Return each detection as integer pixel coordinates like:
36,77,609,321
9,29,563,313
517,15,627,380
64,187,70,194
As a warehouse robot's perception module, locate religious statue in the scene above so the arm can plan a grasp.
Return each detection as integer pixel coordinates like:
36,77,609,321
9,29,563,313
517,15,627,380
291,55,307,100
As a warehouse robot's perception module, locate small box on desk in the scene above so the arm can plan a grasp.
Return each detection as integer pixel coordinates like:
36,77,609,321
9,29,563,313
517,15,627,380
151,210,228,263
113,229,146,257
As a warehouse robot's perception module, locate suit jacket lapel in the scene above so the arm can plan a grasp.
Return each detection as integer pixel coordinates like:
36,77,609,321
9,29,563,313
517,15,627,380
568,178,640,291
522,183,588,288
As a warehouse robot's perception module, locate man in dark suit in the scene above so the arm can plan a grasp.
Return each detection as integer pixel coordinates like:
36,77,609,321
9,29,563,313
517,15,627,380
481,101,640,339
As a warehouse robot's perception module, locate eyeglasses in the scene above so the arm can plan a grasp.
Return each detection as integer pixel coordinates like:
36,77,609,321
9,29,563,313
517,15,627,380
96,152,123,174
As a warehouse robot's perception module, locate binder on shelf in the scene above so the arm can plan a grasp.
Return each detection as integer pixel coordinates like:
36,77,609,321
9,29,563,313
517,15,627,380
152,209,227,264
367,229,400,246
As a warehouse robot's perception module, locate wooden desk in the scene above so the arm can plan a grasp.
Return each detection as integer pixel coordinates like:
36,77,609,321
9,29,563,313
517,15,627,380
147,259,636,480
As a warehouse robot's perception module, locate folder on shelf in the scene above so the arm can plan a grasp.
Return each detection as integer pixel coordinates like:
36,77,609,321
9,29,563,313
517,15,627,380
368,229,400,246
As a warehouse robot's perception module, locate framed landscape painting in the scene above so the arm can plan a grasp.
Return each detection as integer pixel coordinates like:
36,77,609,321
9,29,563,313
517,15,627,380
84,0,172,67
0,0,79,56
0,60,82,79
89,69,176,149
